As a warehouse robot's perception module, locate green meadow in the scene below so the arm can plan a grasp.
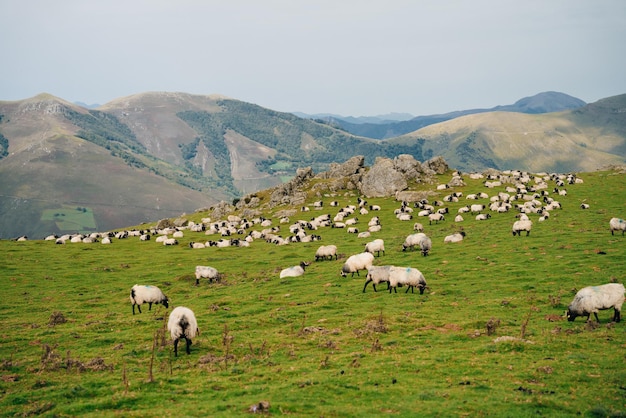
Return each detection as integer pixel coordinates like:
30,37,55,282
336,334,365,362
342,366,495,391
1,169,625,417
40,206,97,234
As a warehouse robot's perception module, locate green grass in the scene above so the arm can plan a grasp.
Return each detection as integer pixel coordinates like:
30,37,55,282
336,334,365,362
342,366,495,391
40,206,97,233
1,170,625,416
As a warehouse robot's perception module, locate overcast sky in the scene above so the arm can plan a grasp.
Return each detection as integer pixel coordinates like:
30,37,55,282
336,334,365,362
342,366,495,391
1,0,625,116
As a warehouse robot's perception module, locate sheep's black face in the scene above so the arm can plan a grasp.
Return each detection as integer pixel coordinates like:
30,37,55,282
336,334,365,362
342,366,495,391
566,309,575,321
163,299,169,309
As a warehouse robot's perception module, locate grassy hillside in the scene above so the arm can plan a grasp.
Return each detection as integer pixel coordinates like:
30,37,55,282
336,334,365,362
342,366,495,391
1,167,625,416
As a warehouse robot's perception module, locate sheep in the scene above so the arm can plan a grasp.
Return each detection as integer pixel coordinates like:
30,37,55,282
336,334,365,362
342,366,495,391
340,252,375,277
512,219,532,236
279,261,310,278
454,215,464,222
387,266,427,294
195,265,221,285
347,227,359,234
168,306,199,356
609,217,626,236
130,284,169,315
363,265,392,292
402,233,432,256
444,231,466,243
580,203,590,210
566,283,625,323
315,245,338,261
475,214,491,221
413,222,424,232
364,239,385,257
163,238,178,245
470,204,485,214
189,242,206,249
428,213,445,225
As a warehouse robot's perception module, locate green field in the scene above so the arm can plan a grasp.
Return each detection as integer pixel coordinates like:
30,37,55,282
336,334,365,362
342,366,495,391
1,169,625,417
40,206,97,234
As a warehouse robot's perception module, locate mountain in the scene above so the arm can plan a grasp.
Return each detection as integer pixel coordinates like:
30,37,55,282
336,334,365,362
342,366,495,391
317,92,587,139
0,92,422,239
388,93,626,172
292,112,415,124
0,90,624,239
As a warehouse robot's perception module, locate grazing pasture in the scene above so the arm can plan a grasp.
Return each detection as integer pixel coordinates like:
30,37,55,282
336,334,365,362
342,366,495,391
0,169,625,416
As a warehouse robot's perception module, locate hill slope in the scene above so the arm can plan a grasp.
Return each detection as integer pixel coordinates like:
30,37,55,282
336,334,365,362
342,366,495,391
389,94,626,172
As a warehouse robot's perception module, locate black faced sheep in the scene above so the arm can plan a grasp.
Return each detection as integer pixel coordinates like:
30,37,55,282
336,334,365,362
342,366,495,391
512,219,532,236
387,266,427,294
168,306,199,356
610,217,625,236
195,265,221,285
364,239,385,257
402,233,432,256
280,261,310,278
363,265,392,292
130,284,169,315
444,231,466,243
567,283,625,323
340,252,375,277
315,245,338,261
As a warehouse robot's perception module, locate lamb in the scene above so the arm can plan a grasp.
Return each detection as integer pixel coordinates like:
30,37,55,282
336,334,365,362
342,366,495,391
364,239,385,257
130,284,169,315
609,217,626,236
195,265,221,285
387,266,427,294
363,265,392,292
444,231,466,243
340,252,375,277
402,233,432,256
566,283,625,323
168,306,199,356
315,245,338,261
512,219,533,236
279,261,310,278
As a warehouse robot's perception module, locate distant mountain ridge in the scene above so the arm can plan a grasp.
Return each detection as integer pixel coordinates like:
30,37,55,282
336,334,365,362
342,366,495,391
301,92,587,139
0,90,624,239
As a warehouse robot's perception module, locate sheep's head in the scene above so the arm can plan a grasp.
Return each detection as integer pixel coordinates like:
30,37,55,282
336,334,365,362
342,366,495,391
566,309,576,322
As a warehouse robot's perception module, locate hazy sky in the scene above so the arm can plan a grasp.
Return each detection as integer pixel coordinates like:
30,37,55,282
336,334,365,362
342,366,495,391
1,0,625,116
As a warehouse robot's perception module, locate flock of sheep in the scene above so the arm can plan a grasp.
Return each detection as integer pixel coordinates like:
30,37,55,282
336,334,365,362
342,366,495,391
30,168,626,356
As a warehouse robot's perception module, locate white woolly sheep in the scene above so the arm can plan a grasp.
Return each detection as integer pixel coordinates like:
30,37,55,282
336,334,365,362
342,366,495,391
454,215,464,222
387,266,427,294
470,204,485,214
340,252,375,277
168,306,199,356
280,261,310,278
475,214,491,221
402,233,432,256
609,218,626,236
130,284,169,315
444,231,466,243
315,245,338,261
363,265,392,292
162,238,178,245
428,213,445,225
364,239,385,257
195,265,221,285
566,283,625,323
189,242,206,249
413,222,424,232
512,219,533,236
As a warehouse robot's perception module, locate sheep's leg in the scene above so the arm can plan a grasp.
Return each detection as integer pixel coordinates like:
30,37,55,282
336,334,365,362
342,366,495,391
614,309,621,322
173,338,179,357
363,279,372,293
593,312,600,323
185,338,192,355
148,302,153,311
134,304,141,314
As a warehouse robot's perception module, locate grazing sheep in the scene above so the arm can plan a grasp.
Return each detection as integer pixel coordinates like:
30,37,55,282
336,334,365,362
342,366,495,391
609,217,626,236
402,233,432,256
428,213,445,225
130,284,169,315
388,266,427,294
315,245,338,261
364,239,385,257
280,261,310,278
566,283,625,323
444,231,466,243
195,265,221,285
168,306,199,356
363,265,392,292
512,219,533,236
340,252,375,277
